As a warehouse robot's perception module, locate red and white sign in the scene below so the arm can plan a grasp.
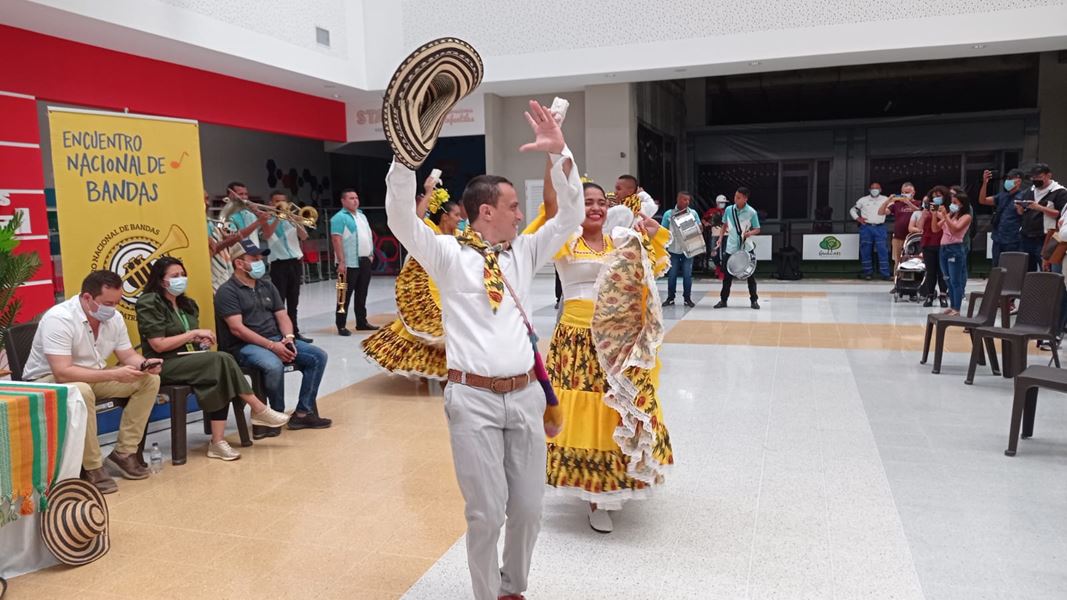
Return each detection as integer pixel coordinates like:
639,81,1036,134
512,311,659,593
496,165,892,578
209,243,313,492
346,91,484,142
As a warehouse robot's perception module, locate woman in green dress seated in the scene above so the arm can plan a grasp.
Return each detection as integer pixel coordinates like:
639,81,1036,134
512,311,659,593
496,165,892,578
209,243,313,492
136,256,289,461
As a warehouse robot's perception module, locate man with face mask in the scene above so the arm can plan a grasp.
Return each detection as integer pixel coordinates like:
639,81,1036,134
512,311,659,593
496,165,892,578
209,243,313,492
1019,164,1066,271
21,270,162,494
702,195,729,278
978,168,1027,267
216,240,331,436
849,182,892,280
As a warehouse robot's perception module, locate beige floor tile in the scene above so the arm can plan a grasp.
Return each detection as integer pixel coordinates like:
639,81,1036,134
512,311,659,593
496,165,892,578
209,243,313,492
342,552,437,593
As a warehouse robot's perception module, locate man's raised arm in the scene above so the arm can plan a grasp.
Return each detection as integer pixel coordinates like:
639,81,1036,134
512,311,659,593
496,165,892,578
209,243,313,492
385,161,449,278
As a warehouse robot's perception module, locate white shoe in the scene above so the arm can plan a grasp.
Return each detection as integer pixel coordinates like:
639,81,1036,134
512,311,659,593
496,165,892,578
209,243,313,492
207,440,241,461
250,407,290,428
589,506,613,534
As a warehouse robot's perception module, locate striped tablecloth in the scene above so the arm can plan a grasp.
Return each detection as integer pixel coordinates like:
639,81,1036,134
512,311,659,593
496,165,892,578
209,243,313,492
0,381,87,578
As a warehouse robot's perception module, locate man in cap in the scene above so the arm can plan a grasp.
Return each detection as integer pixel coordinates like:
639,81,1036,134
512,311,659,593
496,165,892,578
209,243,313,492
215,239,330,437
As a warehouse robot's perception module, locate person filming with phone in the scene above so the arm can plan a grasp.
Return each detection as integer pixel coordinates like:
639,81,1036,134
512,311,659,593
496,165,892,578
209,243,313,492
19,270,163,494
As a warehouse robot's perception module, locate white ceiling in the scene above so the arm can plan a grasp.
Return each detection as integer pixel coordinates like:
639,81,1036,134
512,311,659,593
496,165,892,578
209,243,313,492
4,0,1066,108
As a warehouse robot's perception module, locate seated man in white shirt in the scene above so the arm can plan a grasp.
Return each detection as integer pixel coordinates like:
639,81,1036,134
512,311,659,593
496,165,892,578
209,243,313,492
21,270,162,494
386,100,584,600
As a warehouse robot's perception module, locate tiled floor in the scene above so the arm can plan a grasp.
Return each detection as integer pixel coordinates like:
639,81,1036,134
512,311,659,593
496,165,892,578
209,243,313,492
8,275,1067,600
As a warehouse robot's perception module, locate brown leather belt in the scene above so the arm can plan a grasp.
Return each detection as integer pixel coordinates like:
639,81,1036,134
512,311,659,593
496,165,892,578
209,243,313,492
448,368,537,394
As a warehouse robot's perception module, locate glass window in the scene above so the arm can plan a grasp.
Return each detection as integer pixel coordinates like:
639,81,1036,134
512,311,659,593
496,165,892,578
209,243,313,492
868,155,962,200
696,162,779,218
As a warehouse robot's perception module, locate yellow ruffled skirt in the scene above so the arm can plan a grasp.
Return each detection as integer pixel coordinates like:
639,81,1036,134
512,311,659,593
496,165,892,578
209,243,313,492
360,257,446,380
545,299,673,507
361,319,447,380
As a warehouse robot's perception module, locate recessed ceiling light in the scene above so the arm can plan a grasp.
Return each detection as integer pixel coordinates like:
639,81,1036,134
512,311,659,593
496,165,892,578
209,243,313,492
674,68,687,73
748,61,762,66
972,44,986,49
604,73,617,78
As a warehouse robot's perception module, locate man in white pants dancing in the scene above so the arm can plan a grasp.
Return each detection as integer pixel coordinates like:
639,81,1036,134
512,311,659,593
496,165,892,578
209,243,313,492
386,100,583,600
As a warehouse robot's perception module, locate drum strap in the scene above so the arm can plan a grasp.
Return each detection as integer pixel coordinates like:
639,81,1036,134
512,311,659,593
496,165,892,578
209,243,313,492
731,206,750,256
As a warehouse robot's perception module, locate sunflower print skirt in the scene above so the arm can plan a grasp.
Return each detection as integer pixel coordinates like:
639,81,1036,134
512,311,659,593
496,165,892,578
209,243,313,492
395,257,444,343
361,319,447,380
545,298,672,508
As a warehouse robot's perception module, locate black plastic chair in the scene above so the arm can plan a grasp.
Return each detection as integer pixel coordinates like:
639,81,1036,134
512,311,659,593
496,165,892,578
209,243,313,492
966,272,1064,384
1005,365,1067,456
4,322,190,465
967,251,1027,327
922,267,1005,375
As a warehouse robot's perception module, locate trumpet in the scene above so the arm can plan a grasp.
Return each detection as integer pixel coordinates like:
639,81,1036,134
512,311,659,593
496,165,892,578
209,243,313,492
336,270,347,314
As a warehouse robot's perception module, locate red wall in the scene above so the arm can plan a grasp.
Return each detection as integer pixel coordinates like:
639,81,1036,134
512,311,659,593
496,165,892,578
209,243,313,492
0,92,54,322
0,25,346,142
0,24,347,323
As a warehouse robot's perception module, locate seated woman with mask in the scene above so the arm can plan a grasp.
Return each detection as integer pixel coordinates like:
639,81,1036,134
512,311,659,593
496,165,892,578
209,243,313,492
135,256,290,461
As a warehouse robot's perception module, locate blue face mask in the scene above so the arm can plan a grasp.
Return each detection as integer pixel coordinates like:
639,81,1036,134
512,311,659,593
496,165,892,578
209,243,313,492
1004,180,1017,192
932,196,944,206
457,219,468,231
167,276,188,295
249,261,267,280
948,203,960,214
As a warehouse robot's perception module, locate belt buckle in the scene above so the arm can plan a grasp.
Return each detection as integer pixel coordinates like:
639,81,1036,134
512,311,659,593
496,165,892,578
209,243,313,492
489,378,510,394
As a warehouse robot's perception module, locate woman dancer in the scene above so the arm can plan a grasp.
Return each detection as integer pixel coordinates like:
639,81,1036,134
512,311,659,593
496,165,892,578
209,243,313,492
530,159,674,533
361,180,461,379
136,257,289,460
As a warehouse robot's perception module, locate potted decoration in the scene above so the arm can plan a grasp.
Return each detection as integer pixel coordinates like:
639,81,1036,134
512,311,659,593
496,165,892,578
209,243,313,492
0,212,41,377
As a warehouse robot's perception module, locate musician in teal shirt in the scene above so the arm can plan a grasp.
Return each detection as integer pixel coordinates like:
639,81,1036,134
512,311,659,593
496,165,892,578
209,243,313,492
660,192,701,307
329,188,378,334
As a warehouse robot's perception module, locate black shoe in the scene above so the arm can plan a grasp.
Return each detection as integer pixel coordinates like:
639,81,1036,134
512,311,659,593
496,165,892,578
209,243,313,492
252,425,272,440
751,300,761,310
939,295,949,308
683,298,696,308
355,323,379,331
880,274,893,281
922,297,934,308
288,412,332,430
295,333,314,344
888,286,898,294
713,301,727,309
337,328,352,336
662,298,675,306
861,273,873,281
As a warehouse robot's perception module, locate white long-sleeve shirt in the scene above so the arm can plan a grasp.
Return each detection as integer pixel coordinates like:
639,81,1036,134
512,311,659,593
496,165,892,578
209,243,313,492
850,195,888,225
385,147,584,377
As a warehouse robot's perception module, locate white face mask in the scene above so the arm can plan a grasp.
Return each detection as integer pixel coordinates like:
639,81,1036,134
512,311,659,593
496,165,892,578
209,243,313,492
870,189,881,197
88,298,118,322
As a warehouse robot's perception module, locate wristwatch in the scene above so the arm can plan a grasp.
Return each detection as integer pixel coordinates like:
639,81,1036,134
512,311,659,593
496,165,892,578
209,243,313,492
284,334,296,341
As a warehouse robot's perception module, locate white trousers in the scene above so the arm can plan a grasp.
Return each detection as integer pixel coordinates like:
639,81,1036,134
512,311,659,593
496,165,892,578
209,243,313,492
444,381,547,600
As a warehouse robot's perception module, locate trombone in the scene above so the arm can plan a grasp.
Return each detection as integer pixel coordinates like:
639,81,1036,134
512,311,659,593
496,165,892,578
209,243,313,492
220,196,319,234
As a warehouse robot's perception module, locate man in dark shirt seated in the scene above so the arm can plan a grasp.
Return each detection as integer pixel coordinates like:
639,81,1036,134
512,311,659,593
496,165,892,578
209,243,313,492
215,239,331,438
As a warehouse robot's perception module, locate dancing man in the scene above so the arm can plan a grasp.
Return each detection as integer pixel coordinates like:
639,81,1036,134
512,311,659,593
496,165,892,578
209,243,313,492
386,100,583,600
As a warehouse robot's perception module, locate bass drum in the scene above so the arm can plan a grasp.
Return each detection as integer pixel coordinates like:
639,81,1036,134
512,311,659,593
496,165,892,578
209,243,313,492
726,250,756,280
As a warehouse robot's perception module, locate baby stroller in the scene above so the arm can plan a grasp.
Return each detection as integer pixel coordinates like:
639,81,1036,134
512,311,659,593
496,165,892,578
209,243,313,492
892,232,926,302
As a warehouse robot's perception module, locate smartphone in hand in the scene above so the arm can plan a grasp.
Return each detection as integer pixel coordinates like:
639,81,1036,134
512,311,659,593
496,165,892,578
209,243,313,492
139,359,163,371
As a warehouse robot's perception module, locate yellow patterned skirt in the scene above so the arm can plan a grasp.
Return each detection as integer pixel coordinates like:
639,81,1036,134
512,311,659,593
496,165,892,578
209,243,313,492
395,257,443,342
361,319,447,380
545,298,673,508
360,257,446,380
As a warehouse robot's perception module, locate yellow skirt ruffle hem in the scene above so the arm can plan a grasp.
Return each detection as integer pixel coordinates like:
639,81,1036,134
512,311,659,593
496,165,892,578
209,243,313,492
545,299,673,508
361,319,447,380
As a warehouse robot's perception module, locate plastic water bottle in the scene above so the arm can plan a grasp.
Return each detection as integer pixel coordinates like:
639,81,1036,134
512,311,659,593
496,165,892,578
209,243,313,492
149,443,163,474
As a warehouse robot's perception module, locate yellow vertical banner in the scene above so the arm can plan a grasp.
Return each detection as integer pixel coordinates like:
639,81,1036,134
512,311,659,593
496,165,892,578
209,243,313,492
47,107,213,347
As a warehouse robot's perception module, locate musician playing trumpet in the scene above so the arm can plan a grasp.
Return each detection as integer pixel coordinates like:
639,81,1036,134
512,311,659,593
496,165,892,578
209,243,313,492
205,190,264,291
223,181,271,249
264,190,313,343
660,191,702,308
